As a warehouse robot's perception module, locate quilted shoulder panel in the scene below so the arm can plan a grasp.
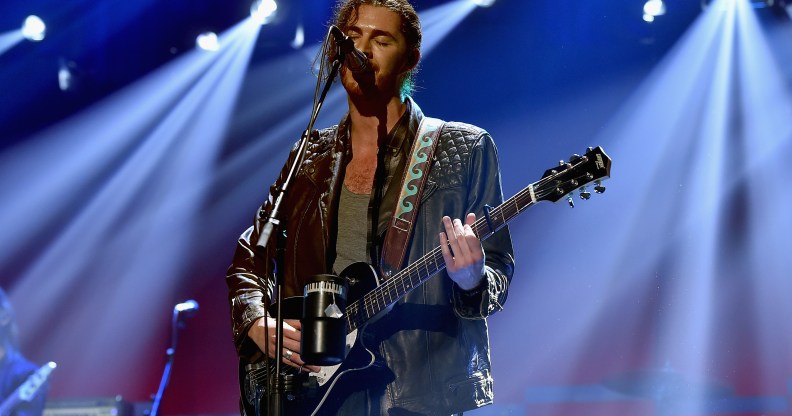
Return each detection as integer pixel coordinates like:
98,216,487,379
428,122,487,189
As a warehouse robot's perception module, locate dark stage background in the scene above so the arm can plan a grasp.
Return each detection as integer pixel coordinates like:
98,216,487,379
1,0,791,415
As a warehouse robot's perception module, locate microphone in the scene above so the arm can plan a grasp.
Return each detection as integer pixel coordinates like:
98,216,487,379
174,299,199,318
329,25,371,75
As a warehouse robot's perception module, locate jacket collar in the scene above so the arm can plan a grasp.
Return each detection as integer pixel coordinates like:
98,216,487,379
334,96,424,156
386,96,424,158
303,96,424,186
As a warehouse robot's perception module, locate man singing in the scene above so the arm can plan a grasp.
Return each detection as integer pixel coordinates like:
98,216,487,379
227,0,514,414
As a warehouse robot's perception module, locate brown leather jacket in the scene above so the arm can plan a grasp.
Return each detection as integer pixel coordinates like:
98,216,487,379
227,98,514,414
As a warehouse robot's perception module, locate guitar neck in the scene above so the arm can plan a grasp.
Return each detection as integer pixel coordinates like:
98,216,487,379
341,145,611,333
344,182,542,332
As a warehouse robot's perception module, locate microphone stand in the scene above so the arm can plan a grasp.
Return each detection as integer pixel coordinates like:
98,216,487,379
256,28,345,416
150,302,196,416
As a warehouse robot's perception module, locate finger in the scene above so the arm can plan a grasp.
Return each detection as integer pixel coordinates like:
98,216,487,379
267,331,303,357
282,338,302,355
285,319,302,330
465,212,476,227
442,216,456,243
443,216,462,253
267,339,300,359
459,214,483,261
281,322,303,343
451,218,473,260
286,350,322,373
439,231,456,272
268,330,299,349
461,222,484,262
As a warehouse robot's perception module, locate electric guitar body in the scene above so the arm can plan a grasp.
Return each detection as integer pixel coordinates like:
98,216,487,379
238,262,382,416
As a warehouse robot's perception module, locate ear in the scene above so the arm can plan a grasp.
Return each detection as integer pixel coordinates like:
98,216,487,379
403,48,420,72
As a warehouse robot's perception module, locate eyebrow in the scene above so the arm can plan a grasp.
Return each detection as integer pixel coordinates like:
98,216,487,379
347,25,398,40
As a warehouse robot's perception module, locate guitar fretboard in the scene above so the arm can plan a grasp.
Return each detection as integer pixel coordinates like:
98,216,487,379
340,146,610,333
343,180,550,332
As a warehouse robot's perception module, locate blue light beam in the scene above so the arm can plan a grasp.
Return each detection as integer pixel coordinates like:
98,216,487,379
1,18,260,397
0,29,24,56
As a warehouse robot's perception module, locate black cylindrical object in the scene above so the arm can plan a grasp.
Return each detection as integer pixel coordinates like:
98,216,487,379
300,274,348,365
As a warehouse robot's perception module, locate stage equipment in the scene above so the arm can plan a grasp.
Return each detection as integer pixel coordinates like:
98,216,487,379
149,299,199,416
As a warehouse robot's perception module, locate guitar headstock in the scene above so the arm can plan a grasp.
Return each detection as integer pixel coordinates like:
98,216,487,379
537,146,611,206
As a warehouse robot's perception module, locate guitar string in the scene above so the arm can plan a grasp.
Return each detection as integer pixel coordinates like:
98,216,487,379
349,172,567,325
351,177,557,323
362,160,602,321
347,156,603,326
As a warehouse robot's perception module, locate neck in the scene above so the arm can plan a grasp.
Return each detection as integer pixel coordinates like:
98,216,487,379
347,94,407,147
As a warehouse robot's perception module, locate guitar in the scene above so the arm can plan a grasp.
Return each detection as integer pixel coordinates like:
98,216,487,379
0,361,57,416
239,146,612,415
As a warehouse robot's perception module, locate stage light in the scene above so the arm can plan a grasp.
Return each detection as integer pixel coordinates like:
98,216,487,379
644,0,667,16
291,24,304,49
251,0,278,25
470,0,496,7
21,15,46,41
57,60,82,92
58,64,72,91
196,31,220,51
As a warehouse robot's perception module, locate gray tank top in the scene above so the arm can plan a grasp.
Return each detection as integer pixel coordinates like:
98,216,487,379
333,184,370,273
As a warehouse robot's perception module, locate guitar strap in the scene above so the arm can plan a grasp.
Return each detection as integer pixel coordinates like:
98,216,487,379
379,116,445,279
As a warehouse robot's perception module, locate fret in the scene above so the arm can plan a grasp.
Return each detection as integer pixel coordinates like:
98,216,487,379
347,302,360,331
373,294,382,316
512,194,522,215
346,312,354,331
491,208,504,230
411,267,421,283
410,268,420,287
372,292,381,314
423,257,432,280
364,296,372,320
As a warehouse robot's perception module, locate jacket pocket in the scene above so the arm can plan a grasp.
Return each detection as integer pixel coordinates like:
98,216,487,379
444,371,494,412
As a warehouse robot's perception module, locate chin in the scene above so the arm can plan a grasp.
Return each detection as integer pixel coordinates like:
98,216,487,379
342,69,384,95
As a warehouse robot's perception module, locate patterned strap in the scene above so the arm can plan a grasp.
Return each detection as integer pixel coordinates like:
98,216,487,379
379,116,445,278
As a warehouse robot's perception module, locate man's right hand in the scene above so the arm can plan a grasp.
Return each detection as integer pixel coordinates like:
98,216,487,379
247,316,322,373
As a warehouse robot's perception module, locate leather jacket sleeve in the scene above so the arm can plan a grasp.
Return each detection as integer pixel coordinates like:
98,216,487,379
226,144,297,357
226,126,344,358
449,132,514,319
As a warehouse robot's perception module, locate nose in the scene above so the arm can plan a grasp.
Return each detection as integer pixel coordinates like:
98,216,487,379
354,37,373,58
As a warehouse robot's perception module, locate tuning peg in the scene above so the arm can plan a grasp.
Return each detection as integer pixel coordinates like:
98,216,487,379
569,153,582,163
579,186,591,200
567,195,575,208
594,180,606,194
